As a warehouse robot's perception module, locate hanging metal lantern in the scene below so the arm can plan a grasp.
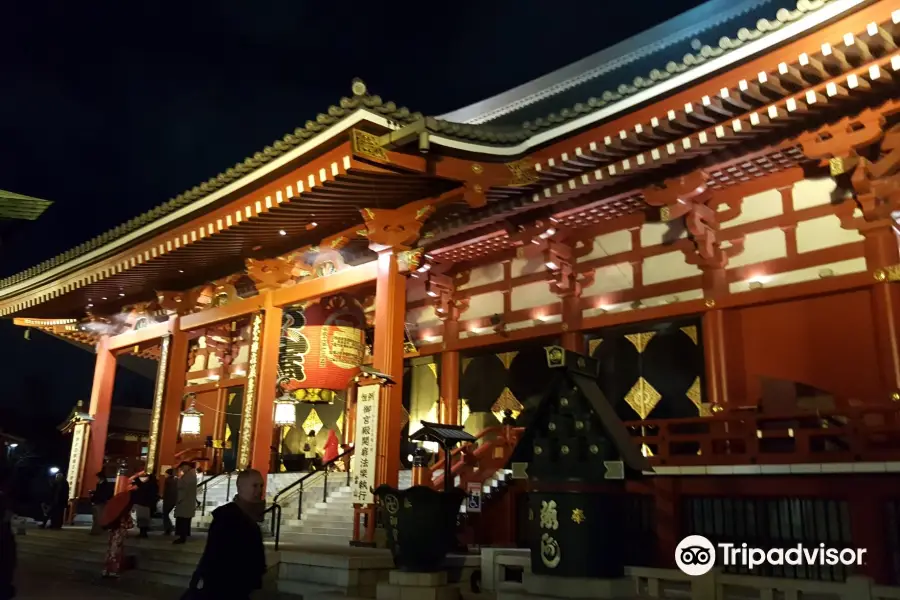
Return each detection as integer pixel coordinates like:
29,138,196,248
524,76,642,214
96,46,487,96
273,394,298,427
180,393,203,436
277,293,366,398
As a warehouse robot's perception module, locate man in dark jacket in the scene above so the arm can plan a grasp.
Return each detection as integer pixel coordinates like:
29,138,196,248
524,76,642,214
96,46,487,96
189,469,266,599
89,471,113,535
47,473,69,529
0,469,16,600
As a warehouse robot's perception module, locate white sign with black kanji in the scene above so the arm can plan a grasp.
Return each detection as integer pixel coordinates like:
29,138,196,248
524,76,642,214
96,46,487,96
351,384,380,506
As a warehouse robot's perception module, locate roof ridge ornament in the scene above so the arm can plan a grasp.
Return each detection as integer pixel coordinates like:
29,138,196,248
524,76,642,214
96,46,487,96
351,78,367,97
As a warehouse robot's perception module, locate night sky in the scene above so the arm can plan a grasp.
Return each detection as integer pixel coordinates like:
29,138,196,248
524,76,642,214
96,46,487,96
0,1,704,428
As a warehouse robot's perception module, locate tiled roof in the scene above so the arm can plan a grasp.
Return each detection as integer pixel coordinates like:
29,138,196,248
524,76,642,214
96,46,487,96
0,80,421,290
428,0,838,143
0,189,53,221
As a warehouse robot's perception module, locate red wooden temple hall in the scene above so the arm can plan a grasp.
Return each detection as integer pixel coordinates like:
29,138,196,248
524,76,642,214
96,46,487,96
3,0,900,576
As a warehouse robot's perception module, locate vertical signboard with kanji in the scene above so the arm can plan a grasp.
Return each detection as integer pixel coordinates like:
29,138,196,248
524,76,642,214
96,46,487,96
67,421,90,499
351,384,380,505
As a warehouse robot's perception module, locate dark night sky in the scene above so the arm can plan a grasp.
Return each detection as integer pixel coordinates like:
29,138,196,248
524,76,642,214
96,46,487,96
0,1,704,427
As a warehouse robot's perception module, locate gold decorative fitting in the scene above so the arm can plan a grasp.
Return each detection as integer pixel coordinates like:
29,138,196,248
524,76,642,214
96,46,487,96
625,377,662,419
471,164,483,174
351,78,367,96
892,392,900,402
680,326,698,346
575,421,584,430
548,422,556,431
351,129,389,162
560,398,568,407
625,331,655,354
497,351,518,370
534,445,543,455
829,157,845,177
704,299,716,308
686,377,703,410
711,403,725,413
588,338,602,355
145,334,171,474
561,323,569,331
506,159,540,187
660,206,672,222
560,445,569,455
571,509,586,524
589,445,599,454
874,265,900,282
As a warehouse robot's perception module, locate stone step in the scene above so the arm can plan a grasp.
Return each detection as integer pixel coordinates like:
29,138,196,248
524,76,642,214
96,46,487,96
285,515,352,528
284,525,354,537
278,531,352,546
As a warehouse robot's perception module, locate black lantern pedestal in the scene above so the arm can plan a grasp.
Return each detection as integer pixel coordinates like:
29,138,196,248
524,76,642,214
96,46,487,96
505,346,651,600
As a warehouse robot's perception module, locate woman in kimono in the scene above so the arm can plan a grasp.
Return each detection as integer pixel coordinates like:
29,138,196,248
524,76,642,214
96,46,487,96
101,491,134,578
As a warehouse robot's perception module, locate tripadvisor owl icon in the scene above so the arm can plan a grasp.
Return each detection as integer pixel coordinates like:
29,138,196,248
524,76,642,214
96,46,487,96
676,535,716,576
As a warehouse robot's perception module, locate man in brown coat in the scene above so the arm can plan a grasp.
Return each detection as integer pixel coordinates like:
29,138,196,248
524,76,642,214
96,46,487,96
173,462,197,544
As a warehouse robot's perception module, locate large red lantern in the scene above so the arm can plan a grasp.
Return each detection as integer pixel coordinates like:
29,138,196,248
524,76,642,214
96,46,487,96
277,293,366,399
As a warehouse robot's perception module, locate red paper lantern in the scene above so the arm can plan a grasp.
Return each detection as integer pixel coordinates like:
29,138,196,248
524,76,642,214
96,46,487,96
278,293,366,395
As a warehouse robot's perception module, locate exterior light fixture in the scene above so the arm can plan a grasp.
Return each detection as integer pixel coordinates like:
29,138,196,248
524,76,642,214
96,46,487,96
180,393,203,436
49,466,60,475
279,229,287,236
273,394,299,427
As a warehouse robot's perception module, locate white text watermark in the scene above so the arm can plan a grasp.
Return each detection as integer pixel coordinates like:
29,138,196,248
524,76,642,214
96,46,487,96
675,535,867,576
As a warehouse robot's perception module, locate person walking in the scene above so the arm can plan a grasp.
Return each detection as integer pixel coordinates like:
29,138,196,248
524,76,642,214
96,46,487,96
89,471,113,535
161,468,178,536
132,473,158,538
322,429,339,469
0,468,16,600
100,491,134,579
47,472,69,529
303,430,318,472
187,469,267,600
173,462,197,544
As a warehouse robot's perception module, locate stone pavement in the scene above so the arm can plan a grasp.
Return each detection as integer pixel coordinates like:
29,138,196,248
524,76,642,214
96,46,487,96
12,560,183,600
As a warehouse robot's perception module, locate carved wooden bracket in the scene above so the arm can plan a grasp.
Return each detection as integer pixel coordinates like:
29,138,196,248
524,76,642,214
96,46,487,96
245,257,294,291
643,171,732,269
544,242,594,298
423,271,469,322
799,112,900,232
360,205,435,252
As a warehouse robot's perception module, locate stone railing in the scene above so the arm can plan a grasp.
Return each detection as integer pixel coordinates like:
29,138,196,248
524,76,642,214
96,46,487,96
481,549,900,600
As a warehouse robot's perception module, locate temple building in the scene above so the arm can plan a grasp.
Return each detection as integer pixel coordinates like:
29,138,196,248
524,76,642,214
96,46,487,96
4,0,900,591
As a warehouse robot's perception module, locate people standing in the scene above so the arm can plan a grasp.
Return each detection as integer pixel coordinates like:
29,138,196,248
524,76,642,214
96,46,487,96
188,469,267,600
47,473,69,529
132,473,158,538
173,462,197,544
0,469,16,600
89,471,113,535
303,430,318,472
162,468,178,536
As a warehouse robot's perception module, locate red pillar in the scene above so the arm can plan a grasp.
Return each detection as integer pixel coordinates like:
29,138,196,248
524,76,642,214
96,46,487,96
80,337,116,497
250,306,284,483
156,325,190,472
701,267,730,411
344,383,358,445
373,250,407,489
865,226,900,399
559,294,583,352
439,319,460,425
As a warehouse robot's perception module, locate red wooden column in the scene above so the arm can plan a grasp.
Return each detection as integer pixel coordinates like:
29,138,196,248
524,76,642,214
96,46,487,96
439,318,460,425
155,324,190,471
559,294,583,353
372,250,407,489
250,306,284,482
865,225,900,399
701,268,729,411
80,336,116,497
344,383,358,445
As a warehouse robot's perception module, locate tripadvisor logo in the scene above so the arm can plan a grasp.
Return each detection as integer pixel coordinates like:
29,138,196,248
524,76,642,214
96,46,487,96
675,535,867,576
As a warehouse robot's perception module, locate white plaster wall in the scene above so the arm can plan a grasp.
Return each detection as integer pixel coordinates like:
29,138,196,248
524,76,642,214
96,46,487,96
577,230,632,262
720,188,783,229
727,229,787,269
795,215,864,253
792,177,837,211
643,251,702,285
458,263,504,290
729,258,867,293
510,281,558,312
581,262,634,296
640,221,687,247
463,291,505,320
406,278,426,303
510,255,544,278
407,305,440,329
233,345,249,365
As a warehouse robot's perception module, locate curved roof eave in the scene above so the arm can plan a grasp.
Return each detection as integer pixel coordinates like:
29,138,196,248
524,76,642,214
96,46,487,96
438,0,783,125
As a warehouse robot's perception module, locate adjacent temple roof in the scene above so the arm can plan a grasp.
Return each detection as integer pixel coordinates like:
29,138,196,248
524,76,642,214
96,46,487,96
438,0,832,129
0,189,52,221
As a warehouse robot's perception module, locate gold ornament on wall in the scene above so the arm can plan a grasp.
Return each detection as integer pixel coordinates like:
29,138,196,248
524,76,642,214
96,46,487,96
571,508,585,524
497,351,518,370
686,376,702,411
492,387,524,422
625,377,661,419
300,408,324,435
680,326,698,345
588,338,603,355
335,411,344,433
625,331,656,354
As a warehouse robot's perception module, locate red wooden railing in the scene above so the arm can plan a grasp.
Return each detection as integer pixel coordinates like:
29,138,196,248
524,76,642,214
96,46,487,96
426,425,524,491
624,405,900,466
